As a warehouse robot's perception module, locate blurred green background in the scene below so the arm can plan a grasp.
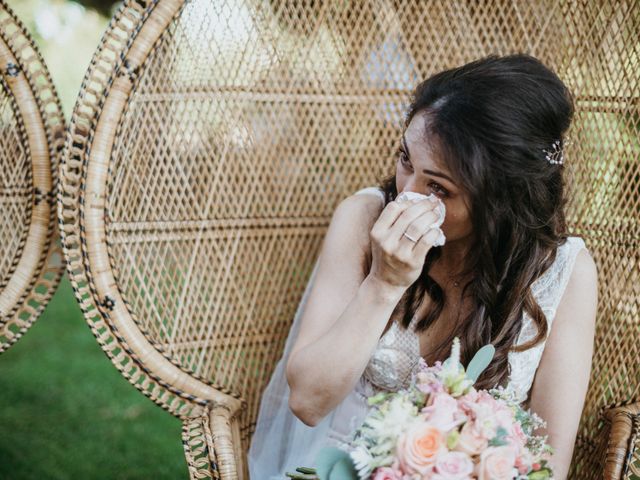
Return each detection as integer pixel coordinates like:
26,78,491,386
0,1,187,478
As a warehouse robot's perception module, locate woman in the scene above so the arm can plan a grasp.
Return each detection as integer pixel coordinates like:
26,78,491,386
249,53,597,480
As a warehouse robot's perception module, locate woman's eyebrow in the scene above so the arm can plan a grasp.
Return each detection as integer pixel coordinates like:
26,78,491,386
401,135,456,185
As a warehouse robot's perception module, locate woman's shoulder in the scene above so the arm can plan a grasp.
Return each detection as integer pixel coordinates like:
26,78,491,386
557,236,593,275
558,235,596,284
346,186,386,213
337,186,386,274
562,235,588,252
559,236,597,293
341,185,386,227
352,185,386,202
547,236,589,271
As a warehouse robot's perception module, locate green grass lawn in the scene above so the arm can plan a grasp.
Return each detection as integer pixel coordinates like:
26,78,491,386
0,274,187,479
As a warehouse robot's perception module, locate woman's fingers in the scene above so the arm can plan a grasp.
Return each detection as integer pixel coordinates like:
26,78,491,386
368,195,446,290
392,204,441,242
372,200,413,233
413,227,446,257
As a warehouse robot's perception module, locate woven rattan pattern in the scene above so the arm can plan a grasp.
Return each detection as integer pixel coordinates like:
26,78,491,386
59,0,206,409
0,1,63,353
626,415,640,479
0,71,31,302
182,409,221,480
624,415,640,480
60,1,639,479
604,404,640,479
59,1,228,478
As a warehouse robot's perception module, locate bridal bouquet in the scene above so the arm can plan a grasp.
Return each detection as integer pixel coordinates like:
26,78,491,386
287,339,554,480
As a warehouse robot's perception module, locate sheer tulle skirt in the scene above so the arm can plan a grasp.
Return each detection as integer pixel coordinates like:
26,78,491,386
248,358,376,479
247,251,376,478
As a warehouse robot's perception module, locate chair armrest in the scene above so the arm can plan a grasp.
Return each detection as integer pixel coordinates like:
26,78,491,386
603,402,640,479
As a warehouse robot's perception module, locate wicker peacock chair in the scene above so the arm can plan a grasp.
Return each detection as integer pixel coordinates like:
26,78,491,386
0,0,64,354
58,1,639,478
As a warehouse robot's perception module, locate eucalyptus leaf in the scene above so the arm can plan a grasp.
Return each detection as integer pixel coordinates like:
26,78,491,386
285,473,318,479
466,344,496,383
328,457,358,480
315,447,356,480
285,466,319,479
296,467,317,474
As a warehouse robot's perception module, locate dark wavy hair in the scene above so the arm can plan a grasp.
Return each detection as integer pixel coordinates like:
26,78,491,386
375,53,575,395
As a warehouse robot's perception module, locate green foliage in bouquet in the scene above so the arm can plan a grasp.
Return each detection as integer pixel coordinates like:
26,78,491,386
286,448,357,480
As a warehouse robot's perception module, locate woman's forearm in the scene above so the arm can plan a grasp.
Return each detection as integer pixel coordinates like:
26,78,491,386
286,275,405,426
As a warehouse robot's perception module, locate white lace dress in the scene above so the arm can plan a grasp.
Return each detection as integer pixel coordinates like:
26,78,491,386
248,185,588,479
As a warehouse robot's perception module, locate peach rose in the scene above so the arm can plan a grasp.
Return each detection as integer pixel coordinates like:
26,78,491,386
476,446,518,480
397,422,446,476
453,422,488,456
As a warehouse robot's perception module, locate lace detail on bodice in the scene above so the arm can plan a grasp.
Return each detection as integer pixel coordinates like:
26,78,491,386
363,314,422,391
352,186,587,404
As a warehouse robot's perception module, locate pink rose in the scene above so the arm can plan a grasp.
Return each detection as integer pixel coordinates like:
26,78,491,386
476,446,518,480
515,448,535,475
389,459,416,479
464,392,513,439
493,405,516,431
422,393,463,431
397,422,446,475
454,421,488,456
457,389,479,407
507,422,528,452
432,451,474,479
372,467,402,480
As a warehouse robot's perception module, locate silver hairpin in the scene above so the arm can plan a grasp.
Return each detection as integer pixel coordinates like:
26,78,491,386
543,138,569,165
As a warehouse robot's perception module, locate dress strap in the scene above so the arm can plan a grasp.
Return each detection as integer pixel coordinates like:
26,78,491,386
507,236,590,404
553,236,587,312
531,236,588,324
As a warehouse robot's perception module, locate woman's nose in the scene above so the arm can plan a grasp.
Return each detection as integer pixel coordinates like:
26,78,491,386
400,181,421,196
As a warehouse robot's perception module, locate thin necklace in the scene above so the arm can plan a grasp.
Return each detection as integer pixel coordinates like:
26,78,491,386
449,274,464,288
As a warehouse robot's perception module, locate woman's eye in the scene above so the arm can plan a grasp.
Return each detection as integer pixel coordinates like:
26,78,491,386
396,149,449,198
428,182,449,197
397,149,411,168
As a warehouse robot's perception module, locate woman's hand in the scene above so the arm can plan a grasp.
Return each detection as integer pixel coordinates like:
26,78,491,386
368,196,445,290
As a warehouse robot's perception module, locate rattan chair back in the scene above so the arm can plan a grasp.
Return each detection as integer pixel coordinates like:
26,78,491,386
58,1,639,478
0,0,64,354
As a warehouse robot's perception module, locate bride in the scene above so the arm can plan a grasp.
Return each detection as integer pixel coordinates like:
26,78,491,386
248,53,597,480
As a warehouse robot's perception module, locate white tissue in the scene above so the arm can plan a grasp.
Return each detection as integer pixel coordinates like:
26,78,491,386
395,191,446,247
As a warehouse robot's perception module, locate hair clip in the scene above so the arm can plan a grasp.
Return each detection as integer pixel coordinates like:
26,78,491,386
543,138,571,165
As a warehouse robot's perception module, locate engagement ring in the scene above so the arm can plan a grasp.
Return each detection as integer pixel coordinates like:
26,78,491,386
402,232,418,242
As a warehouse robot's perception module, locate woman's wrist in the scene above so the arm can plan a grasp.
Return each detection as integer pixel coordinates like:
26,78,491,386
361,274,407,305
